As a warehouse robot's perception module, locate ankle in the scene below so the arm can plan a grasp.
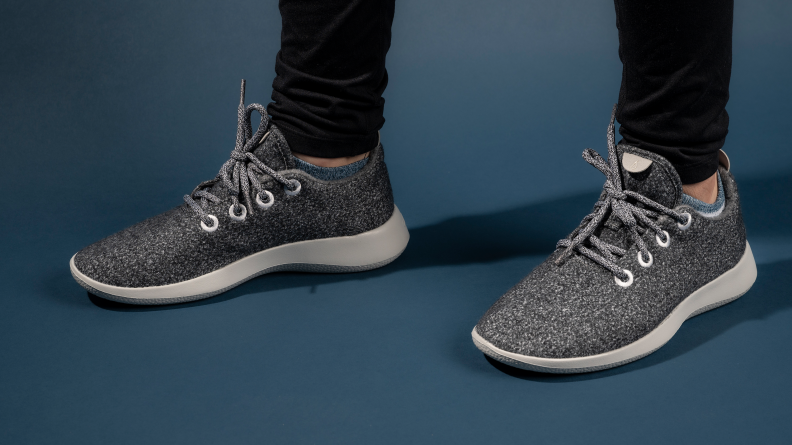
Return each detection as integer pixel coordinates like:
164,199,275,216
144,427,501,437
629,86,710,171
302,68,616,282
292,151,370,168
682,172,719,204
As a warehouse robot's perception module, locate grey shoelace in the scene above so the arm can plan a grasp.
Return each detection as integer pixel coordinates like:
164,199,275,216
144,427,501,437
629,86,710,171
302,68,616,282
555,106,688,281
183,80,297,228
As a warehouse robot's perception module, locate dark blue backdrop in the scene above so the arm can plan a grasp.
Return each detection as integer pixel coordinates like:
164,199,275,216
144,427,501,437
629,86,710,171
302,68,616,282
2,0,792,443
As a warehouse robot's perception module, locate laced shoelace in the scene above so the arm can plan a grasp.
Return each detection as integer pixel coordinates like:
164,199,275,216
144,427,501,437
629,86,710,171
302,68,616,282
554,105,689,282
183,80,297,229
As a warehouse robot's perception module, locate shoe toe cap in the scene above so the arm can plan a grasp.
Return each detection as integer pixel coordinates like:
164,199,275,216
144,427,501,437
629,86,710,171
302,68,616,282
72,236,149,288
71,207,198,288
475,274,653,359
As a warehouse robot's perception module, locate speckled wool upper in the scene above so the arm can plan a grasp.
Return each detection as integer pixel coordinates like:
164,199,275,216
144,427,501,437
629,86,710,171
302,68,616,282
475,145,747,359
73,125,395,287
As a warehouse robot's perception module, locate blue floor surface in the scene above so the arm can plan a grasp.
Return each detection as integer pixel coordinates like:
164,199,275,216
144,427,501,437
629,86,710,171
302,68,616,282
2,1,792,443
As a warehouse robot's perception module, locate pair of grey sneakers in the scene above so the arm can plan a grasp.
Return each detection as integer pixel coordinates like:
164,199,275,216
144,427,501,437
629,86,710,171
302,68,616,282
70,87,757,373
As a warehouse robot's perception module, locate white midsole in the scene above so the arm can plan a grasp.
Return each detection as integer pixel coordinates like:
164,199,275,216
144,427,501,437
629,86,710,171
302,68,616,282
472,241,757,371
71,206,410,301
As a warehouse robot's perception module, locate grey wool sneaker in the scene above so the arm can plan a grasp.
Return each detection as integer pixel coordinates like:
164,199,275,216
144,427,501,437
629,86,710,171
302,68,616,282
472,109,757,373
70,81,409,305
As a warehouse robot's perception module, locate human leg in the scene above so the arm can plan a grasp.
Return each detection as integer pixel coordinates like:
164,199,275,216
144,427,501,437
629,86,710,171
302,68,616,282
615,0,733,203
614,0,733,186
268,0,396,160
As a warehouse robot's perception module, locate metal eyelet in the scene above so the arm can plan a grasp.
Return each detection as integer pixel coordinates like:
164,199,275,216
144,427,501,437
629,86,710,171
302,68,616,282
656,230,671,248
228,204,247,221
284,179,301,196
637,251,653,268
614,269,634,288
256,190,274,209
677,212,692,231
200,215,219,233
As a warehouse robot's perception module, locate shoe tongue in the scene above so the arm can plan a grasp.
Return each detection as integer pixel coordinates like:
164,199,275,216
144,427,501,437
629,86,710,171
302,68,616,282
592,145,683,247
616,144,682,209
251,124,296,171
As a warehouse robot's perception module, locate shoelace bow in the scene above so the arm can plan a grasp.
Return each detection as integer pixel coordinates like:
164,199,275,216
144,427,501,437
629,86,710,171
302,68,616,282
554,106,688,281
184,80,296,227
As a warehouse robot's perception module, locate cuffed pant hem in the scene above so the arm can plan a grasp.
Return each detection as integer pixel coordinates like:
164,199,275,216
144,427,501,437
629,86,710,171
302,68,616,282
274,120,379,158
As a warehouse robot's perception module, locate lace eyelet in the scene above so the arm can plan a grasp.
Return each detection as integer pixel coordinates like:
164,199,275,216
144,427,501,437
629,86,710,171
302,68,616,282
677,212,692,231
656,230,671,248
256,190,274,209
200,215,219,233
637,251,653,268
614,269,634,288
228,204,247,221
284,179,301,196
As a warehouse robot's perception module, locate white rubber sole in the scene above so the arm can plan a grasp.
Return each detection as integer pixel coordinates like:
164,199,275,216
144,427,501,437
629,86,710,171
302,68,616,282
71,206,410,305
472,241,758,374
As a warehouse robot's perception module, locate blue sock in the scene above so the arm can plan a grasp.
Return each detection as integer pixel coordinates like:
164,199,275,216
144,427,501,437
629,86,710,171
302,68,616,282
680,172,725,217
292,156,368,181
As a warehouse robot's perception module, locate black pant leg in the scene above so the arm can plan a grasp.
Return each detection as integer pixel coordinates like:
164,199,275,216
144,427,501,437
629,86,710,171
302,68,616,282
267,0,395,158
614,0,733,184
